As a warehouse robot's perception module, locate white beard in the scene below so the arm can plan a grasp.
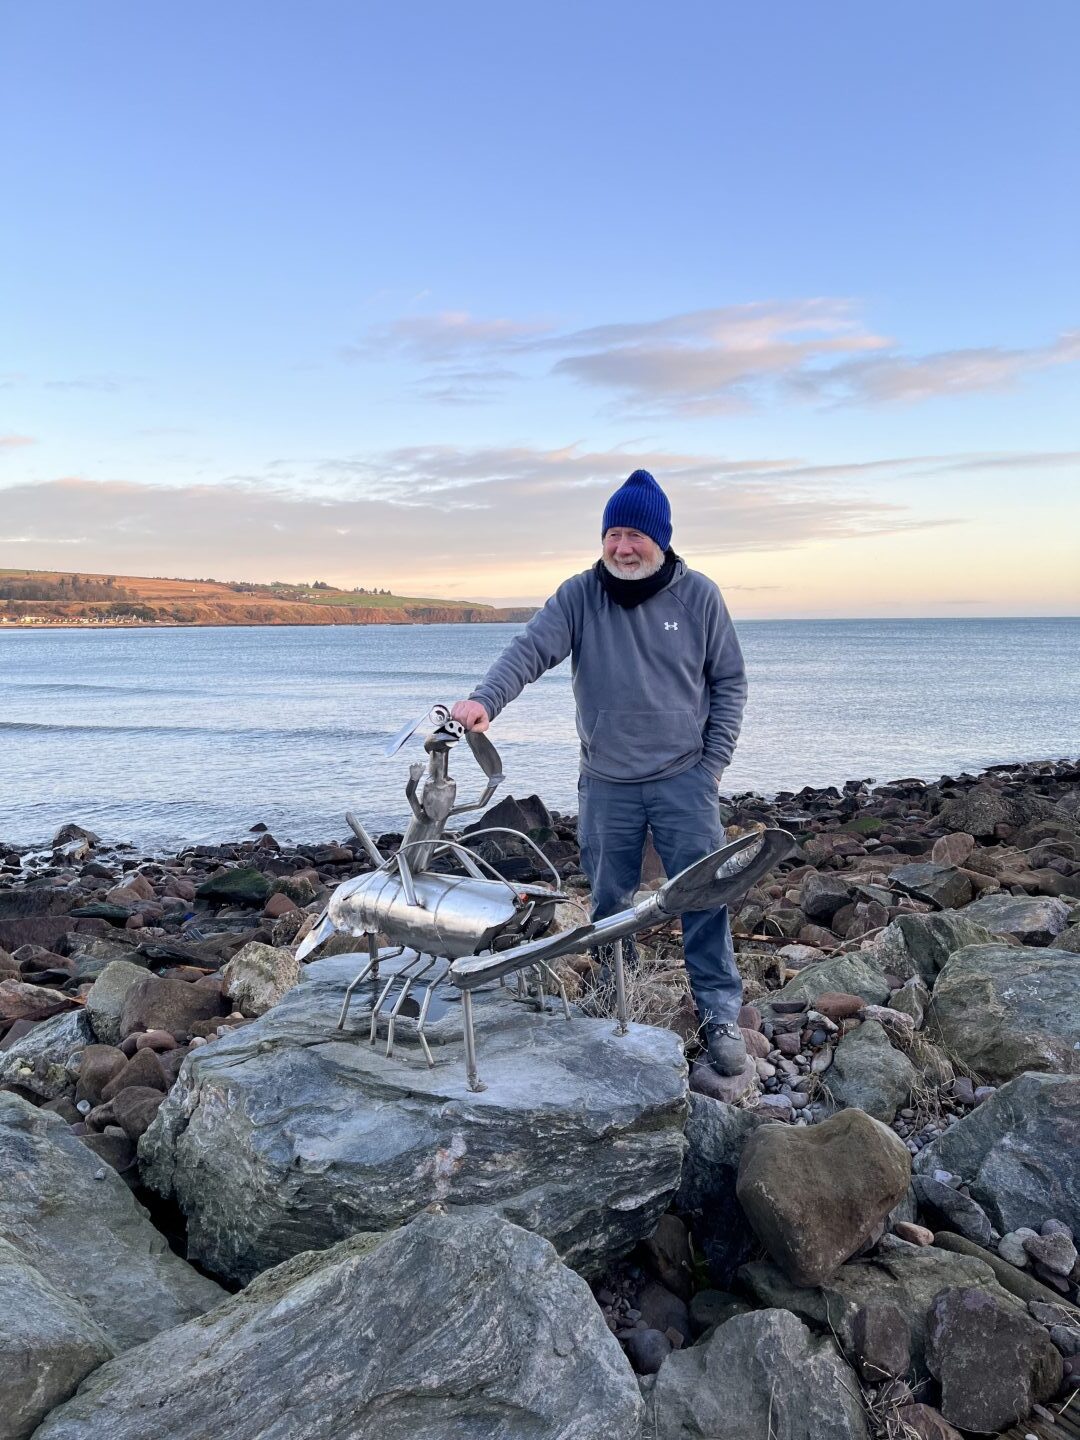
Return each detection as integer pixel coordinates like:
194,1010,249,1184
602,551,665,581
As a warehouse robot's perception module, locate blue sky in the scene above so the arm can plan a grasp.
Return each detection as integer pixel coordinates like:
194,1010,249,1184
2,1,1078,613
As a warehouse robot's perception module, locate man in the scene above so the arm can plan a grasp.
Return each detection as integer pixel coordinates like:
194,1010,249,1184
451,469,749,1075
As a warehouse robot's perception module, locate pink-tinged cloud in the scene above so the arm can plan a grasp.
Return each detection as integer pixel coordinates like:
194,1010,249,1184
352,299,1080,415
0,434,35,449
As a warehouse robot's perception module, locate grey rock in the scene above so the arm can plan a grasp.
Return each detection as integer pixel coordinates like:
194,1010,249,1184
687,1289,752,1338
639,1213,694,1302
926,944,1080,1081
914,1073,1080,1237
1024,1229,1078,1276
937,785,1058,839
869,912,997,982
765,952,891,1009
933,1231,1080,1313
889,977,930,1028
998,1228,1037,1268
140,953,688,1284
852,1299,911,1382
0,1010,92,1101
1057,922,1080,954
800,872,852,924
926,1285,1063,1433
625,1328,672,1375
0,1094,224,1352
673,1094,768,1286
913,1175,993,1246
32,1210,643,1440
960,893,1070,946
85,960,150,1046
888,863,973,911
220,941,299,1017
0,1237,114,1440
827,1020,917,1122
736,1108,910,1286
648,1308,868,1440
740,1234,1024,1381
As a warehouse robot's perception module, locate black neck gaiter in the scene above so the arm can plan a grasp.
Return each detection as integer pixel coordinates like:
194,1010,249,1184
595,549,679,609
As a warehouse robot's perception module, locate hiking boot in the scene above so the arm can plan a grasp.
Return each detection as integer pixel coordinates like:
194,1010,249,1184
704,1022,747,1077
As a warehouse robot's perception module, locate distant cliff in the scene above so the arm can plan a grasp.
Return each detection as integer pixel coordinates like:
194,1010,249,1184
0,569,538,627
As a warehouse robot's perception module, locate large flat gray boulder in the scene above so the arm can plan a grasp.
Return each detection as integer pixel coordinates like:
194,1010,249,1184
764,952,891,1010
0,1010,91,1101
740,1234,1024,1382
926,944,1080,1081
960,894,1070,946
913,1072,1080,1236
0,1094,224,1352
827,1019,918,1122
140,952,688,1285
648,1308,867,1439
32,1210,643,1440
870,912,997,981
0,1238,114,1440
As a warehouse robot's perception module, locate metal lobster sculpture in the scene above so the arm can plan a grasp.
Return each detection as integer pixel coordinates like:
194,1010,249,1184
297,705,794,1089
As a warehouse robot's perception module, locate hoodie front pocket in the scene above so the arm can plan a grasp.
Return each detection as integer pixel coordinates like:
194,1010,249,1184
587,708,700,776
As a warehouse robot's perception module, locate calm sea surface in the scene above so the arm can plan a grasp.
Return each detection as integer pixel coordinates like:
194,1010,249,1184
1,619,1077,851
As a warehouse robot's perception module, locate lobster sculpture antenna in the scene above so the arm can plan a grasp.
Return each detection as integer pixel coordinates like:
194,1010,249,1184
298,705,793,1090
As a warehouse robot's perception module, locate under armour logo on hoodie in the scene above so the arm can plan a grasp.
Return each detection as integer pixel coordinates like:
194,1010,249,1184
664,622,678,631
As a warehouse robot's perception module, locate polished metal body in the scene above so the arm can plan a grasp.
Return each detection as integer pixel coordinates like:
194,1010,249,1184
298,704,794,1090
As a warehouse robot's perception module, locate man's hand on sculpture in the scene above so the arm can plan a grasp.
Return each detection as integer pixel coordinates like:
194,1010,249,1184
451,699,491,732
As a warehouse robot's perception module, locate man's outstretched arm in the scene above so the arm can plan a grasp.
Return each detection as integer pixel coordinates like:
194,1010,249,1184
451,586,575,731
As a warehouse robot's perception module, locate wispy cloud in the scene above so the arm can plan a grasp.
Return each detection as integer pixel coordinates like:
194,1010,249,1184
0,434,35,450
790,330,1080,405
351,301,1080,415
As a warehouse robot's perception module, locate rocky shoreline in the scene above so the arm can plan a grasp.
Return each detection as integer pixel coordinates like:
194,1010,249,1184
2,756,1079,1438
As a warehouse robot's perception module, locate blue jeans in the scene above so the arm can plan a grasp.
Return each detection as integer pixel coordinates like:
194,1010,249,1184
577,762,742,1027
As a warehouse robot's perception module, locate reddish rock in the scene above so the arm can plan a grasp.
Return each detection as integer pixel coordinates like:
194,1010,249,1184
896,1403,964,1440
134,1029,177,1052
776,1033,802,1057
931,833,975,867
0,979,74,1023
111,1085,167,1142
742,1028,771,1059
813,992,866,1022
74,1045,129,1106
100,1045,168,1102
263,892,298,919
894,1221,935,1246
119,973,227,1041
738,1004,762,1031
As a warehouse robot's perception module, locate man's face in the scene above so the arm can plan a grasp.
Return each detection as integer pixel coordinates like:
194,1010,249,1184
602,527,665,579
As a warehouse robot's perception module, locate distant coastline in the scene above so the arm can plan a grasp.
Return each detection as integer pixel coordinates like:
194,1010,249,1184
0,567,537,628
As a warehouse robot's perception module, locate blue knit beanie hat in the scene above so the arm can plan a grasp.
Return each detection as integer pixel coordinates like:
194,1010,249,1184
601,469,672,550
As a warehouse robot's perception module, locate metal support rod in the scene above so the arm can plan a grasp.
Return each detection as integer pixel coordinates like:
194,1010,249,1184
345,811,385,868
337,958,375,1031
368,930,380,981
613,939,629,1036
416,982,437,1067
369,972,399,1043
462,989,484,1092
384,977,414,1057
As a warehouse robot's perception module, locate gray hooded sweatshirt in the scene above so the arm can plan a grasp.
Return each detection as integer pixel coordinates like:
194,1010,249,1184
470,560,747,784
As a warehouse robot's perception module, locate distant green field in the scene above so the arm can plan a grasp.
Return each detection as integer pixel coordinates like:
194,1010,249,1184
297,591,493,610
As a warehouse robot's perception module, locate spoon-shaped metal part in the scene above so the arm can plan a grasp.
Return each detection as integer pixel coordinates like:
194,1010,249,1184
384,705,450,758
466,728,504,782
